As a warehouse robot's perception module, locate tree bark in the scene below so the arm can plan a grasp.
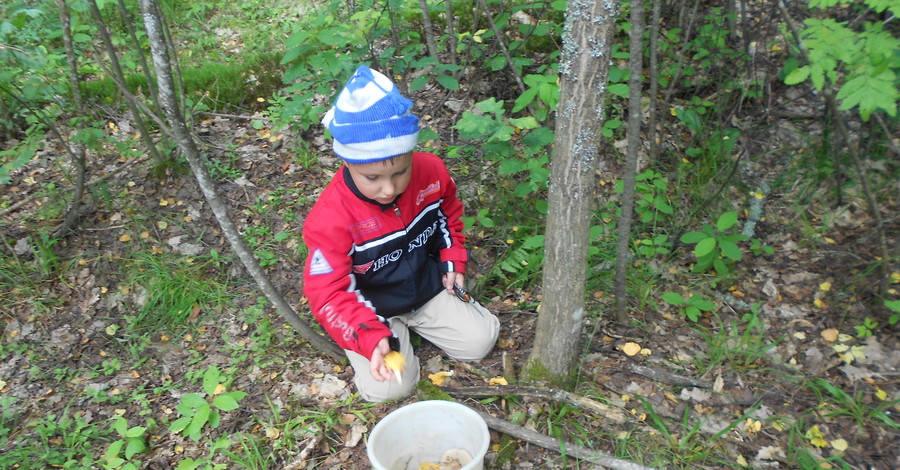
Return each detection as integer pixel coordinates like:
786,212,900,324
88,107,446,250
615,0,645,323
87,0,166,166
54,0,88,239
647,0,661,162
116,0,162,114
137,0,344,362
524,0,619,380
418,0,440,61
445,0,458,70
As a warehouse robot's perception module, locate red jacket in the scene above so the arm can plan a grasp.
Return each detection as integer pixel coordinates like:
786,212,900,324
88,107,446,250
302,152,468,358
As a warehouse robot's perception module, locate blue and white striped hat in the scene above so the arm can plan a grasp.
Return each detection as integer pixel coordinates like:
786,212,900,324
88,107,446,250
322,65,420,164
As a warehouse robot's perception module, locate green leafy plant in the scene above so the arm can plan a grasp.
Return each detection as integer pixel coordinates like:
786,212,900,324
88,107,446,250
173,436,232,470
748,237,775,256
885,299,900,325
680,210,747,276
512,72,559,121
493,234,545,288
783,0,899,120
462,208,495,231
101,416,153,470
853,317,878,338
661,291,717,322
11,406,104,468
453,97,551,198
169,365,247,441
619,169,675,226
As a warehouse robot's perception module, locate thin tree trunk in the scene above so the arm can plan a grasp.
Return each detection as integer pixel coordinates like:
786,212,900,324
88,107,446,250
55,0,88,238
615,0,645,323
476,0,525,91
116,0,162,113
156,1,188,125
0,84,85,237
418,0,440,61
445,0,458,70
87,0,166,166
137,0,344,362
647,0,661,162
663,0,700,104
725,0,737,38
524,0,619,380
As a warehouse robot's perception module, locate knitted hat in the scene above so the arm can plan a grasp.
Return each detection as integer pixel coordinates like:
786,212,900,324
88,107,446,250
322,65,420,164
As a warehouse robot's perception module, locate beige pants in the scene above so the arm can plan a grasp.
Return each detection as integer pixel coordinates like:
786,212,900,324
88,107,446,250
345,289,500,402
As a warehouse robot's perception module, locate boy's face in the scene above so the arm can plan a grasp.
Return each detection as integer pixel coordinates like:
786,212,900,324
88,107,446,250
345,152,413,205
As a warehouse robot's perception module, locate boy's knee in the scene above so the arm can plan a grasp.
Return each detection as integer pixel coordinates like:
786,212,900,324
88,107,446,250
352,355,420,403
355,377,417,403
452,314,500,361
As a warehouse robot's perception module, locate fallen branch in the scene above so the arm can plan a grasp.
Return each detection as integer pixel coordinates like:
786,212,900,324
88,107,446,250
442,385,626,423
628,363,713,389
472,408,656,470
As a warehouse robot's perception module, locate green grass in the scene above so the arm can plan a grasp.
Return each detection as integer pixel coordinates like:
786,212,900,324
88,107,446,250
692,311,781,375
0,403,107,468
80,52,284,111
118,250,231,342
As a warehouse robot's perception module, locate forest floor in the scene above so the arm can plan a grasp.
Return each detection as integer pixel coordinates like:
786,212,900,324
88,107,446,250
2,6,900,465
2,92,899,469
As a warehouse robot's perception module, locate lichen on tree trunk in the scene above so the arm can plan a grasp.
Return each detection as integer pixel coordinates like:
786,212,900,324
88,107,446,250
523,0,619,383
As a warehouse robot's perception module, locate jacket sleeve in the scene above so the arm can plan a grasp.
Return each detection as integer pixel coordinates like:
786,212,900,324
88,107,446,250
435,161,469,274
302,206,391,359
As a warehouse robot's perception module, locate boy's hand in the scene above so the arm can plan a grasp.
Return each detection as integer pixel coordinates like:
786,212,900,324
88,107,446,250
369,336,396,382
442,272,464,292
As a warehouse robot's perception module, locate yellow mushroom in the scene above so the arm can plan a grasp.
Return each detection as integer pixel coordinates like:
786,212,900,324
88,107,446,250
383,350,406,383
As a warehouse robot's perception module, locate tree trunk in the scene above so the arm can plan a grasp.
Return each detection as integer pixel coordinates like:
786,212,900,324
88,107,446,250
445,0,458,70
55,0,88,239
476,0,525,91
116,0,162,114
418,0,440,61
87,0,166,166
615,0,645,323
523,0,619,381
137,0,344,363
647,0,661,162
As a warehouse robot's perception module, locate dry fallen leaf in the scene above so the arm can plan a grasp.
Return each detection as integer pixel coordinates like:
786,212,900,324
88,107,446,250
831,438,848,452
821,328,839,342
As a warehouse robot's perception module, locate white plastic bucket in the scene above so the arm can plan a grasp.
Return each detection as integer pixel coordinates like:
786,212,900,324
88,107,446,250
366,400,490,470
